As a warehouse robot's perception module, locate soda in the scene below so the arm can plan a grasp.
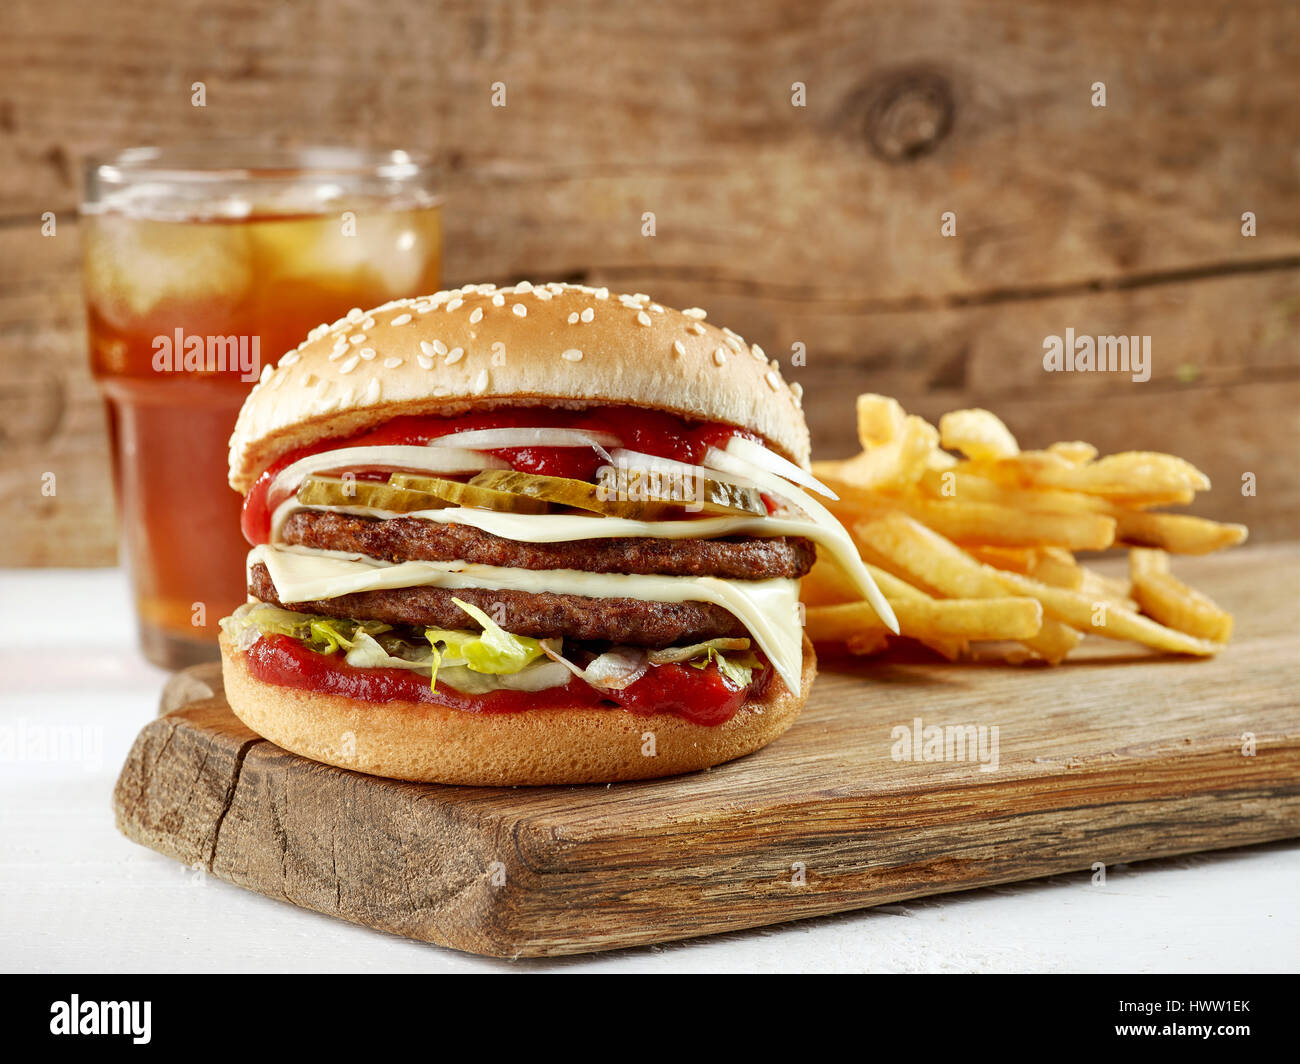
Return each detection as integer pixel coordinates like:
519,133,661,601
82,150,441,668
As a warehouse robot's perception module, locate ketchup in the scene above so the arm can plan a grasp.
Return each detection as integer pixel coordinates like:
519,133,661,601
245,634,762,726
241,407,747,545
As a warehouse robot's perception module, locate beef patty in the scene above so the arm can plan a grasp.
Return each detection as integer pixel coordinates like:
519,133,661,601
248,562,747,646
278,510,816,580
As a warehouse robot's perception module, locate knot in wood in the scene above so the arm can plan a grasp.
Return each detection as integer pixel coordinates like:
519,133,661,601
864,70,954,162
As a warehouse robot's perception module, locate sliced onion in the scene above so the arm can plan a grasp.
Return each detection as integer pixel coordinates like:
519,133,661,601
428,427,620,461
269,445,505,501
541,644,648,691
441,659,574,694
721,435,838,499
607,448,760,489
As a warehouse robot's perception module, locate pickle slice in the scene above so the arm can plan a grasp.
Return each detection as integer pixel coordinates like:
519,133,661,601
388,473,551,514
470,470,681,520
596,466,766,517
296,475,450,512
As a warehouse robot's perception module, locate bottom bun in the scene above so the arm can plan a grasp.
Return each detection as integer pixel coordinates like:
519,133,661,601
219,632,814,785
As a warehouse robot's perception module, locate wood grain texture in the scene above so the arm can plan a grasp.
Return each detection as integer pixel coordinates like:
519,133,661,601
5,0,1298,562
113,544,1300,957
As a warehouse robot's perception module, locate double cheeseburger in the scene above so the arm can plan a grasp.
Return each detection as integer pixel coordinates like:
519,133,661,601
220,283,894,784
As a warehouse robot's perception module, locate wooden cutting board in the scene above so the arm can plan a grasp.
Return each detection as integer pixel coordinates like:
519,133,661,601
113,544,1300,958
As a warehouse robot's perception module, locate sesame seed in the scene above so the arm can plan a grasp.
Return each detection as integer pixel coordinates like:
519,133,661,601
580,308,594,323
568,312,580,324
512,303,527,317
270,371,287,391
259,364,273,384
683,307,707,319
347,307,364,323
594,287,610,299
650,304,665,313
769,358,780,370
329,346,348,362
446,298,463,312
723,326,741,339
361,317,375,330
469,307,484,324
417,304,435,314
632,292,649,302
364,378,382,403
713,347,727,366
751,343,766,361
339,355,360,374
419,340,437,358
672,340,686,357
280,351,300,366
791,382,804,401
516,280,534,293
561,348,583,362
390,313,412,326
687,322,706,335
534,289,552,301
384,357,403,369
492,293,505,307
446,347,465,364
417,354,435,370
472,369,489,394
359,348,376,360
724,335,743,352
765,370,780,390
349,334,366,345
636,310,652,327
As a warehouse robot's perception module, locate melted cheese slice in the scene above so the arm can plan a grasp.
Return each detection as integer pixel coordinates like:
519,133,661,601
270,496,897,631
250,544,806,692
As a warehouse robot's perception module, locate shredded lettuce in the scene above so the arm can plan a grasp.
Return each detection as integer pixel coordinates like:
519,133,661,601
221,601,760,695
690,646,761,689
422,598,548,676
343,630,436,672
221,601,562,694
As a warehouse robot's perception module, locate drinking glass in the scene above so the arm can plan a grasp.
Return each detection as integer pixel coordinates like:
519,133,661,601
81,146,442,668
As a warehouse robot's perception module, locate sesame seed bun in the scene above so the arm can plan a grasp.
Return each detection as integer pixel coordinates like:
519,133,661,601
228,282,809,492
219,632,813,785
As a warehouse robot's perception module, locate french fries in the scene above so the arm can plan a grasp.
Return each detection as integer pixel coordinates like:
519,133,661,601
819,475,1119,551
813,414,937,490
851,512,1082,663
973,450,1206,503
1029,548,1085,591
803,395,1244,663
805,597,1042,644
855,394,907,446
1129,549,1234,642
1112,510,1249,554
939,408,1020,461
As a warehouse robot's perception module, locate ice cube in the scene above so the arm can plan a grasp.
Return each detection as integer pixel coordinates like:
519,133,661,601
82,213,254,329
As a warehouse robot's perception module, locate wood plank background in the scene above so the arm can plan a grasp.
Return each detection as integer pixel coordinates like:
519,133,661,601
3,0,1297,564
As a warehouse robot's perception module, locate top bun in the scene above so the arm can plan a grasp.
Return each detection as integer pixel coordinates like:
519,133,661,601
228,282,809,492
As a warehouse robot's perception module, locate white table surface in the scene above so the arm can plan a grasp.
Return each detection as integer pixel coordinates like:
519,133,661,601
2,568,1296,974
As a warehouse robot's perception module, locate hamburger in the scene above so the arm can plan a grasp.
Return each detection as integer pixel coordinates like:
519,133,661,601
220,282,895,784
